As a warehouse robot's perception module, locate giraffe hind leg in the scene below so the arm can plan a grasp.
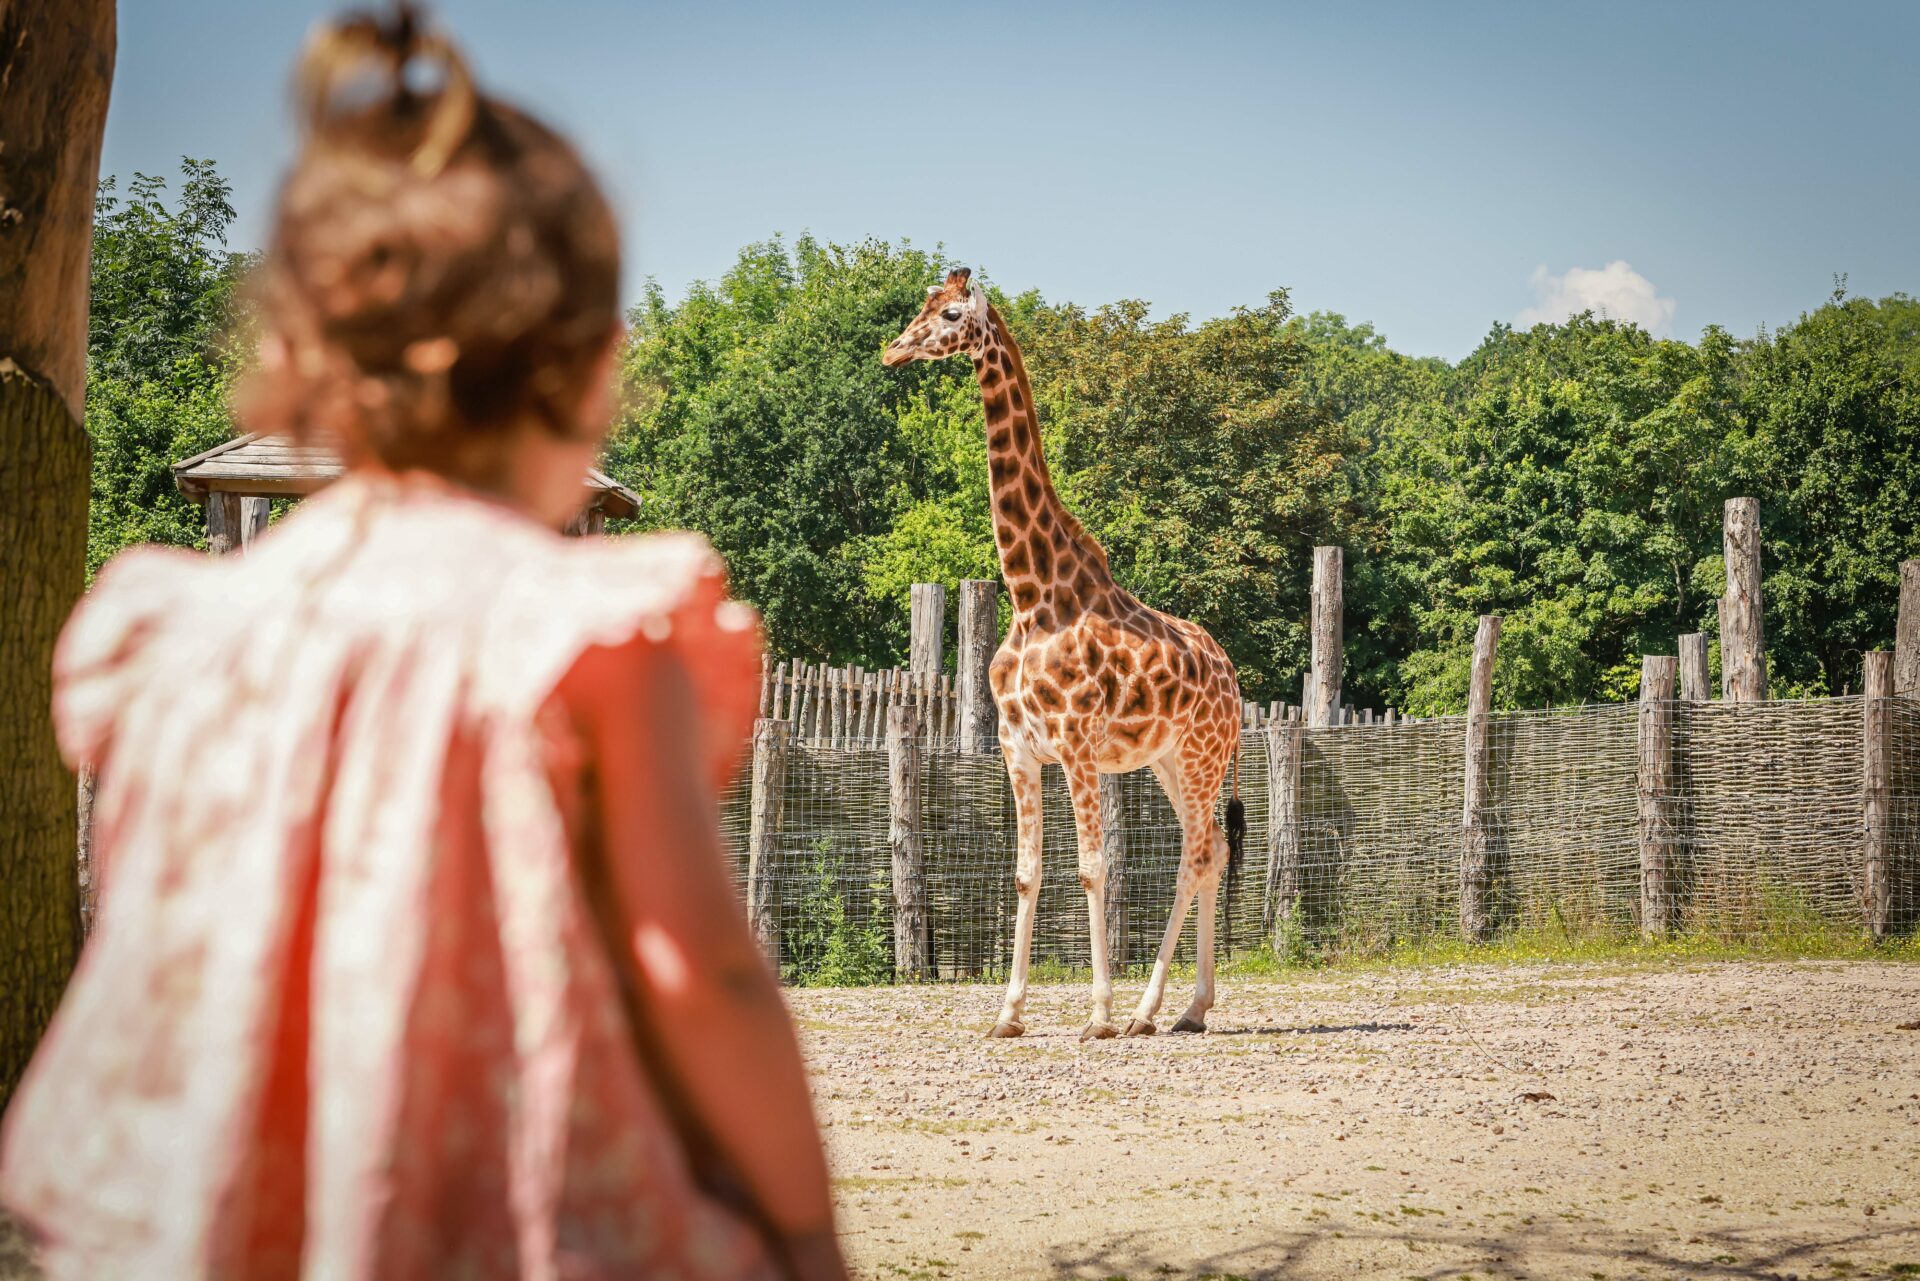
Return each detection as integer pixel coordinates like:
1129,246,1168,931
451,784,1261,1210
1126,752,1203,1035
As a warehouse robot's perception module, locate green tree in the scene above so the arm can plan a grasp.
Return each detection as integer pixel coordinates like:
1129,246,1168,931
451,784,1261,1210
1733,289,1920,695
1364,315,1743,711
1022,291,1370,702
84,160,249,574
607,236,970,664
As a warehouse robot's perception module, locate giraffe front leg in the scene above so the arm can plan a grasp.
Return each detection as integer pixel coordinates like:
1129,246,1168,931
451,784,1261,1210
991,751,1045,1038
1062,751,1117,1042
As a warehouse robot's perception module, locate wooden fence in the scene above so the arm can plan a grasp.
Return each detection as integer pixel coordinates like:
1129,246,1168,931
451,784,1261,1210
729,504,1920,981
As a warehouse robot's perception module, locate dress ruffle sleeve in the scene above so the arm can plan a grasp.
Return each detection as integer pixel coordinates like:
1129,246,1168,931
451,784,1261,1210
483,530,763,793
51,546,209,770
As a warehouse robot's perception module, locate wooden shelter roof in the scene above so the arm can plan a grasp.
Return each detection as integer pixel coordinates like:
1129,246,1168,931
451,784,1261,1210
171,433,641,520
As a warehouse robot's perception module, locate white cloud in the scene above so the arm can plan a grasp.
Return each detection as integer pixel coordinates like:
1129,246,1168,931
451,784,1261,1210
1517,261,1675,335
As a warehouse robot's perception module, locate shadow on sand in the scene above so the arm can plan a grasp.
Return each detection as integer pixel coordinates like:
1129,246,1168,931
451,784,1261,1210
1045,1219,1919,1280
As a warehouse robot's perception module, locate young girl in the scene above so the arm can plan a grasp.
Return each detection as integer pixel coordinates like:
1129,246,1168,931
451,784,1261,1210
0,9,845,1280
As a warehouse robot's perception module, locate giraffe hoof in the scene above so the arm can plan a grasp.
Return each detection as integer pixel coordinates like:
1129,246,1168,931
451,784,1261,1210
1123,1019,1156,1037
986,1021,1025,1039
1170,1016,1208,1034
1079,1022,1120,1042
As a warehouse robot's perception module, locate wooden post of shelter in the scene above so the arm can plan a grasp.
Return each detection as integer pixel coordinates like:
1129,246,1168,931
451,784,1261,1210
909,582,947,678
1308,547,1343,727
745,718,789,964
205,492,244,556
1863,650,1894,941
239,496,271,552
1679,632,1711,702
887,700,931,979
1459,614,1501,942
1720,498,1767,701
1264,719,1303,941
957,578,1000,753
1637,655,1678,938
1895,560,1920,696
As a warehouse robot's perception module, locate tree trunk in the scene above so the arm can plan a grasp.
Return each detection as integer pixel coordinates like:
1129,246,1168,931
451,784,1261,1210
1308,546,1343,727
0,0,117,1108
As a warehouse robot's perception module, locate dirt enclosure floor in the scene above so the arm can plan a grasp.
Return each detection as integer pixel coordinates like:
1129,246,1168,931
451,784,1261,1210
2,960,1915,1280
797,961,1920,1281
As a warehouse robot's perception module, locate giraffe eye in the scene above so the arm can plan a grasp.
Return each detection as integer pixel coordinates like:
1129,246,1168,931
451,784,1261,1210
941,306,962,322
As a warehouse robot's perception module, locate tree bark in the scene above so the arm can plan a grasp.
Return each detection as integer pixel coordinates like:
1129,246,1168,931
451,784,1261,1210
956,579,998,754
1637,656,1678,938
0,0,116,1109
908,582,946,678
1099,772,1127,968
1862,651,1893,941
1459,615,1500,942
1719,498,1767,702
886,702,930,979
1895,560,1920,697
745,719,789,963
1678,632,1711,702
1308,547,1342,727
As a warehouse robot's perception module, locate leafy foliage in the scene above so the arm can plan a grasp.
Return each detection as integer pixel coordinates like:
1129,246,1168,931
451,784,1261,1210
76,160,1920,710
1358,315,1748,710
609,236,973,665
782,840,892,987
84,161,250,574
1024,292,1370,699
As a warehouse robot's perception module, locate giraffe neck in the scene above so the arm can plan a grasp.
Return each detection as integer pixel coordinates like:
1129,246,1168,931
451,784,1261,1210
974,305,1112,624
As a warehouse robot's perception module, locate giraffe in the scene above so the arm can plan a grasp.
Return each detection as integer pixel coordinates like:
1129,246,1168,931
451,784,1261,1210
884,268,1247,1041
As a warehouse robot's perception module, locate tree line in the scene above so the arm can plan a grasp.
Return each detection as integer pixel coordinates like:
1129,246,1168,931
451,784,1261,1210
94,161,1920,713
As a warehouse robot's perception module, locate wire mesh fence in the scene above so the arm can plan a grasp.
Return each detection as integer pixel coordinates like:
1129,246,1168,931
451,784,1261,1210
718,695,1920,983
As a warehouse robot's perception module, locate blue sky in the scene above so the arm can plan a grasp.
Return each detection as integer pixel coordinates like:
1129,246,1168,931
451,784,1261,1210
106,1,1919,360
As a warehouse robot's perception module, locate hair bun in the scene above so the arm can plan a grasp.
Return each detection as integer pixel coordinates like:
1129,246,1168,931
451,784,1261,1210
296,3,477,177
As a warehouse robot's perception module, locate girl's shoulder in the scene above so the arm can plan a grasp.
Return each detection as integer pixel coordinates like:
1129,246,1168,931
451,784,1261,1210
56,480,763,772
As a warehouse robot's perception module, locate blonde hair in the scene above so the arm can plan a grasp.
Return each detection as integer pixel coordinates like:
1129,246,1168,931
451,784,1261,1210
240,4,621,467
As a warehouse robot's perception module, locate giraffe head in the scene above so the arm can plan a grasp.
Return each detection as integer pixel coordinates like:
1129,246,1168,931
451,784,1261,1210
882,267,991,366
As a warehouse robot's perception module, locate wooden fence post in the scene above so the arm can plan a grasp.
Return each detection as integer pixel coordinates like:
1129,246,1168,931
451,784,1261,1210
1638,655,1678,938
887,701,931,979
1460,614,1501,942
1679,632,1711,702
1308,546,1343,727
1896,560,1920,696
1863,650,1893,941
1720,498,1767,701
957,578,999,753
909,582,947,677
745,718,789,963
205,492,243,556
1263,719,1303,941
1099,772,1127,969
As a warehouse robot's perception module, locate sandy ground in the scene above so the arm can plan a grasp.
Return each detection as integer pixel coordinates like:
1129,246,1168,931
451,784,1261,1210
796,961,1920,1281
2,961,1914,1280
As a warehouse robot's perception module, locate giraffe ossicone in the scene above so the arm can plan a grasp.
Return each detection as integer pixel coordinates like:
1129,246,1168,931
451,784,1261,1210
885,267,1248,1041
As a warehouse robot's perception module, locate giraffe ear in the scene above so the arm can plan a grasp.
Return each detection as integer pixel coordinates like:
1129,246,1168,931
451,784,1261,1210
945,267,972,290
969,281,989,313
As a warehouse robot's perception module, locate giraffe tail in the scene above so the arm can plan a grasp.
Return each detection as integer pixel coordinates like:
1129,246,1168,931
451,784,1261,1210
1223,746,1247,953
